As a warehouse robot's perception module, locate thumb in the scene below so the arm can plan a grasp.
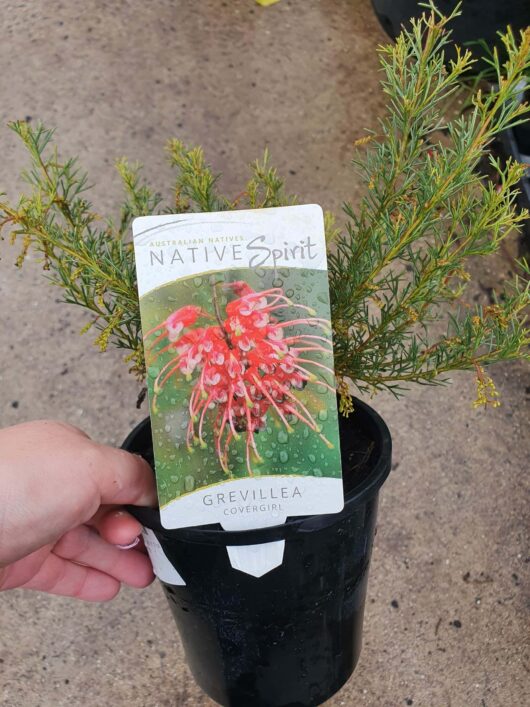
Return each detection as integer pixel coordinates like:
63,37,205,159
89,445,157,508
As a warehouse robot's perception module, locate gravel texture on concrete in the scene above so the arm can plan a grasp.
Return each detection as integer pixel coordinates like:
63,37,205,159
0,1,528,706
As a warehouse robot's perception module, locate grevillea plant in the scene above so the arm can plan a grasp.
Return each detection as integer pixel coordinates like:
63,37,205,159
145,283,334,475
0,4,529,415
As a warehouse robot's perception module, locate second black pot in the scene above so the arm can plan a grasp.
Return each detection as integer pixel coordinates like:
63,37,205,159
124,398,391,707
372,0,530,52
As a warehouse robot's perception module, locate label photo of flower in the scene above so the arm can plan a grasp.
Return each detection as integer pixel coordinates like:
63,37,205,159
145,278,336,478
140,267,342,506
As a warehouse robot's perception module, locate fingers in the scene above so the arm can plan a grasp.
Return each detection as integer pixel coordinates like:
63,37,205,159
53,525,154,588
21,553,121,602
90,507,143,546
87,445,157,509
0,420,156,569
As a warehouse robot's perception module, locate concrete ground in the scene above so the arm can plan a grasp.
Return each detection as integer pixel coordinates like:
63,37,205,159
0,1,528,705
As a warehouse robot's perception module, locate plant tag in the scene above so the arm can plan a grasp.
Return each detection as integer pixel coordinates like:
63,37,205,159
141,527,186,585
133,205,343,533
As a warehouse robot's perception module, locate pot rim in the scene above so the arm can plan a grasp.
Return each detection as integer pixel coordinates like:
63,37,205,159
124,397,391,546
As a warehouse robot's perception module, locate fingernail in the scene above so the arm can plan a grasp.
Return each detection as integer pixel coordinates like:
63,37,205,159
116,537,140,550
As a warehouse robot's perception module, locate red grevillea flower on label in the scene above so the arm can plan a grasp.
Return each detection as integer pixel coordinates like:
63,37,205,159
144,281,335,476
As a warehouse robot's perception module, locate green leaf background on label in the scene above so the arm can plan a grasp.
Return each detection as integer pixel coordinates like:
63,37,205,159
140,267,341,507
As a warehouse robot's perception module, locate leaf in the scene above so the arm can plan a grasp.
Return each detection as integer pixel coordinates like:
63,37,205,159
255,0,281,6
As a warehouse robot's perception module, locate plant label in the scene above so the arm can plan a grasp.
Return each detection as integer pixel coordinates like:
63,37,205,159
133,205,343,532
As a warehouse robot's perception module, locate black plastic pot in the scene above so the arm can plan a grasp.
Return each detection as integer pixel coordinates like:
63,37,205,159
123,398,391,707
372,0,530,53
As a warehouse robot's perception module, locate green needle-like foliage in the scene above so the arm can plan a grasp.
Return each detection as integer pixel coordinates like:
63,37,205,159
1,3,529,411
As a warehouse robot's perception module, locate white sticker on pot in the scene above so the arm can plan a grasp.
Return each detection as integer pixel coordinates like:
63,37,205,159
227,541,285,578
142,528,186,586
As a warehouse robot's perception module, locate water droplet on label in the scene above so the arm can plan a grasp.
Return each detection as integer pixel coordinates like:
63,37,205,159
164,424,171,433
147,366,158,379
279,450,289,463
318,409,328,421
314,468,322,477
193,277,203,287
308,453,316,463
285,288,295,298
184,475,195,492
170,475,178,483
277,430,289,444
272,278,283,288
264,450,274,459
302,428,310,439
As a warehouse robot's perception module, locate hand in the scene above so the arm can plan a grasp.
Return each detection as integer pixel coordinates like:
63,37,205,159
0,420,156,601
